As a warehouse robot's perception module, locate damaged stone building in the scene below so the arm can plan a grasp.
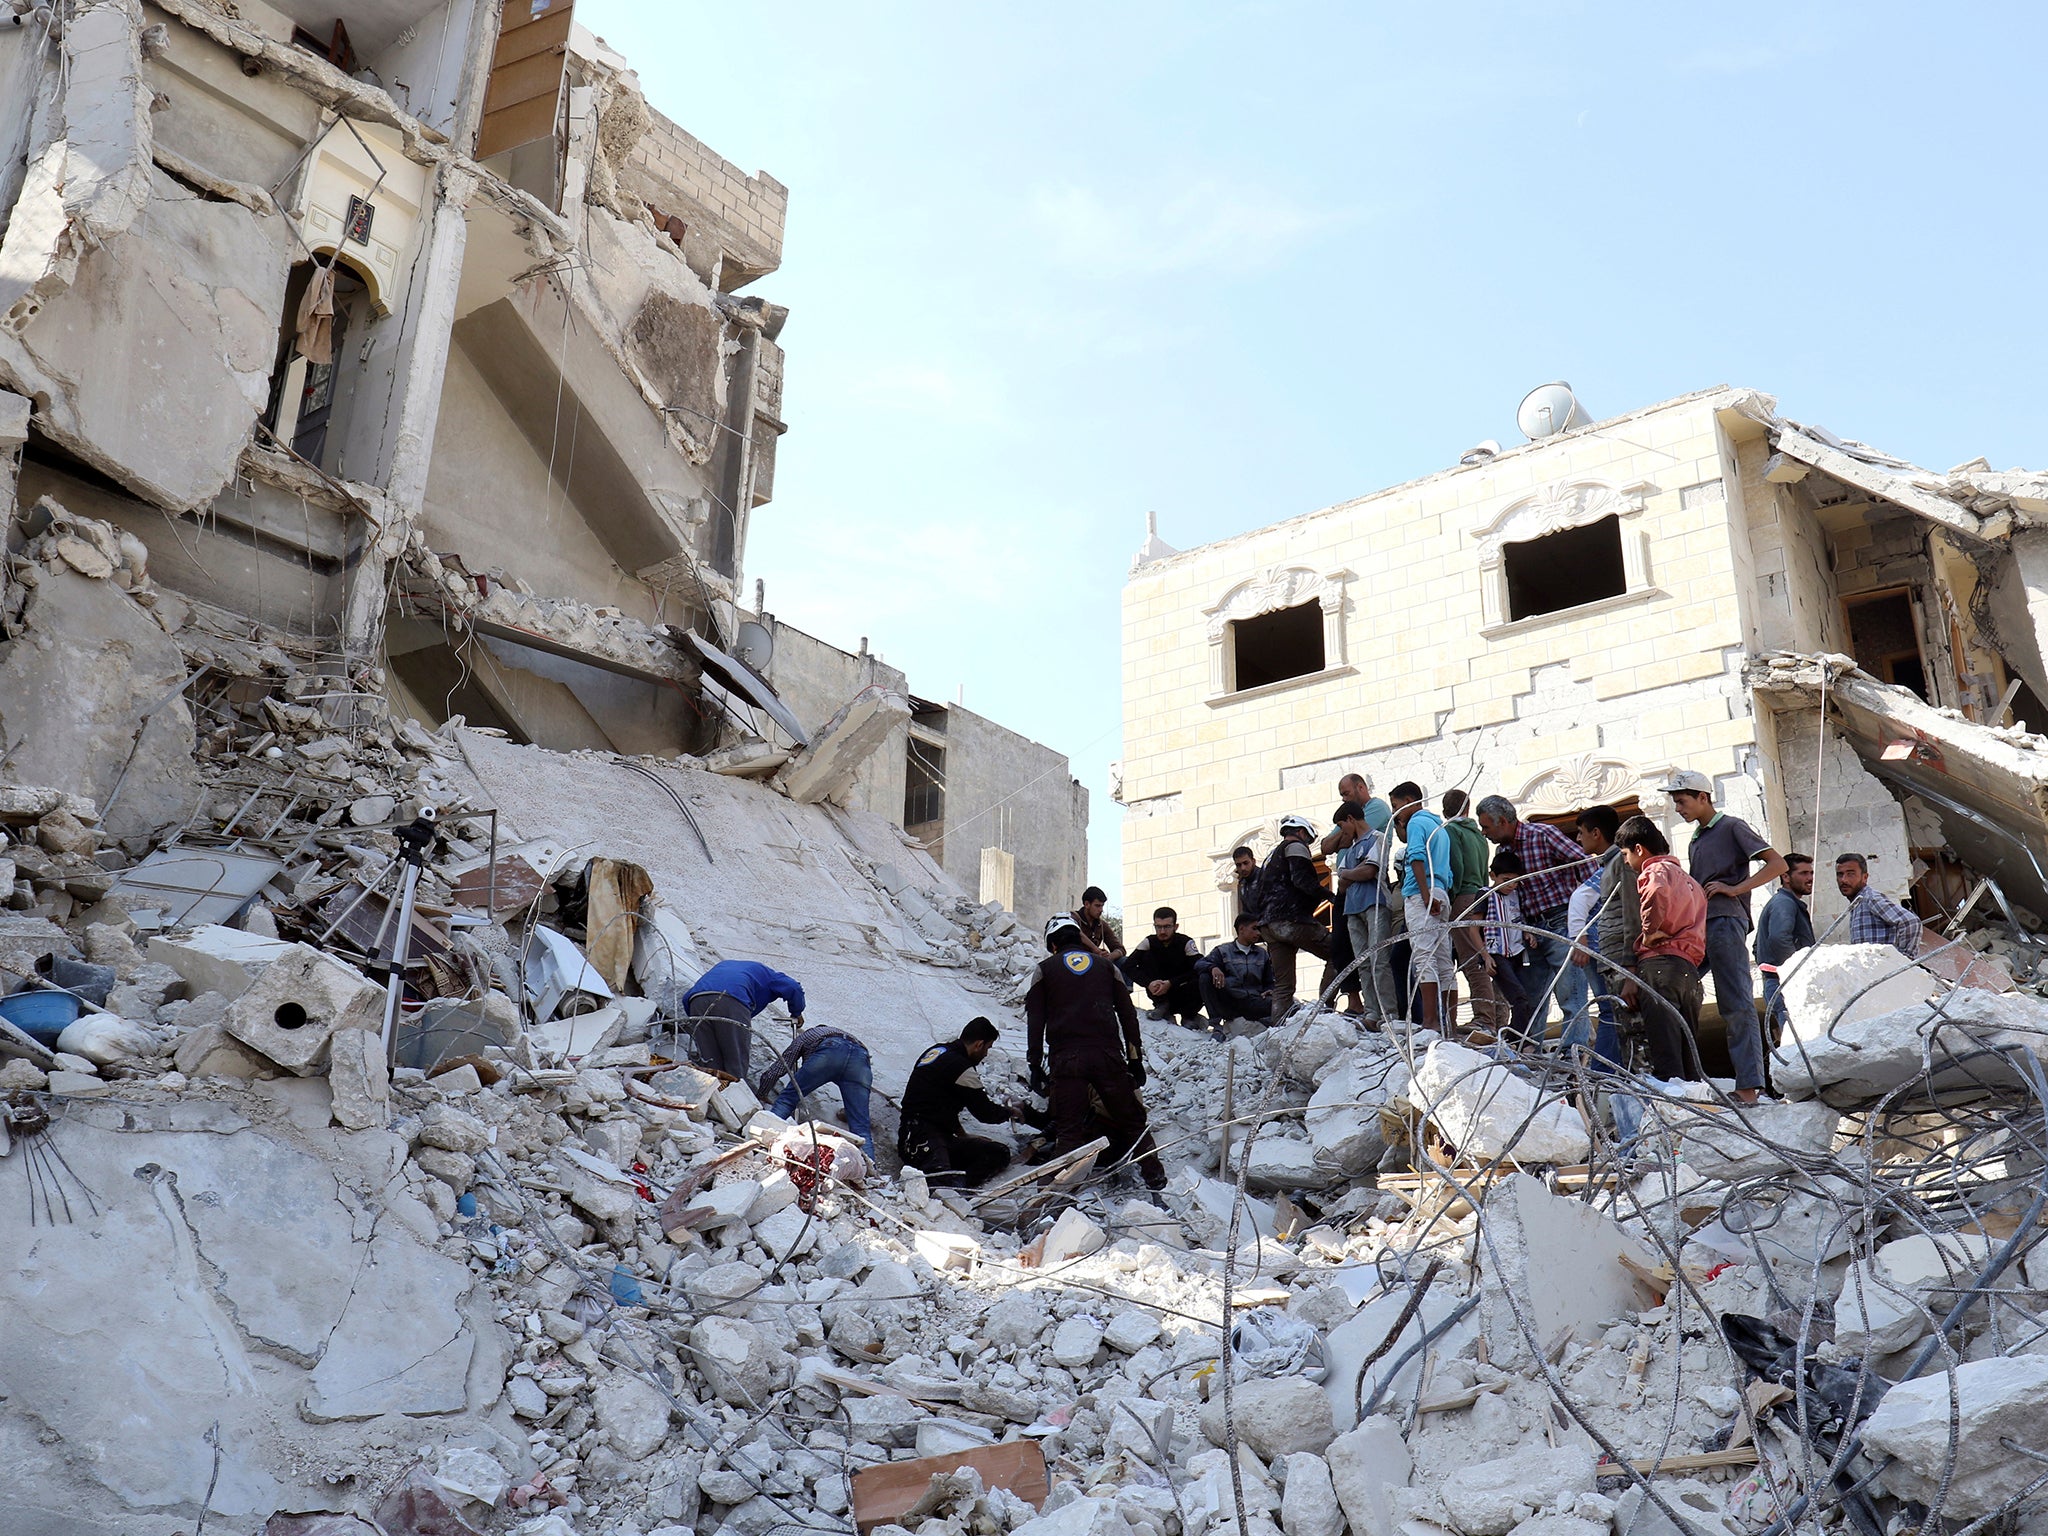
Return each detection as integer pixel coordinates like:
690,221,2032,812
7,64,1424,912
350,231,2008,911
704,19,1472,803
0,0,1084,922
1122,383,2048,956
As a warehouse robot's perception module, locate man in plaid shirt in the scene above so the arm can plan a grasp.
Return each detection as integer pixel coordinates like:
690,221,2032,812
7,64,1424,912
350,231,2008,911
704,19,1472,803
1475,794,1592,1035
1835,853,1923,957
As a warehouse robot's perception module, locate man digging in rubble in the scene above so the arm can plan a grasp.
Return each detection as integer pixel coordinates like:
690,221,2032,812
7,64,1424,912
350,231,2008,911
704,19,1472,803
1124,905,1205,1026
898,1017,1019,1187
1663,768,1787,1107
755,1022,876,1159
1027,913,1168,1191
679,957,807,1080
1836,851,1925,958
1256,814,1331,1026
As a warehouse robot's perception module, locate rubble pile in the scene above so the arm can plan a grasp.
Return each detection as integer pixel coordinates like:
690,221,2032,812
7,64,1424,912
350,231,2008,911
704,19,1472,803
0,508,2043,1536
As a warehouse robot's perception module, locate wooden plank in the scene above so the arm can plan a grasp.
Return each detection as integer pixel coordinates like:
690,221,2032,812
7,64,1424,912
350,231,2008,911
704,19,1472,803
493,3,572,66
969,1137,1109,1205
485,49,569,111
477,93,561,160
1624,1447,1759,1475
852,1442,1047,1534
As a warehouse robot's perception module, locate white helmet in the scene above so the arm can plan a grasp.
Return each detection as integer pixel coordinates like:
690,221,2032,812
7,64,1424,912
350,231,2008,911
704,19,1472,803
1044,912,1083,945
1278,814,1316,839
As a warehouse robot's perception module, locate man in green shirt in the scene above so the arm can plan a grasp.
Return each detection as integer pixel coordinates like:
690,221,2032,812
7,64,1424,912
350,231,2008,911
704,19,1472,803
1442,789,1496,1032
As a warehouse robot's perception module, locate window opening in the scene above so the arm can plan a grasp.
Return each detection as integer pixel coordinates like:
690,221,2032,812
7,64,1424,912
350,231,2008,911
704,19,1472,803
905,738,946,830
1845,589,1928,701
1502,515,1626,622
1230,602,1324,692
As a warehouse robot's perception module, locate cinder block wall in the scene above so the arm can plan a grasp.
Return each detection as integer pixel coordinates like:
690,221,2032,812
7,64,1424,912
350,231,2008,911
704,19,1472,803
627,111,787,273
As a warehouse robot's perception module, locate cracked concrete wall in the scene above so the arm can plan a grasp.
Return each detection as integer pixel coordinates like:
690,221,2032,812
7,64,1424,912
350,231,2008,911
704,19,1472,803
422,342,674,625
764,618,912,821
0,165,291,511
19,453,348,635
1762,702,1912,930
0,1093,509,1535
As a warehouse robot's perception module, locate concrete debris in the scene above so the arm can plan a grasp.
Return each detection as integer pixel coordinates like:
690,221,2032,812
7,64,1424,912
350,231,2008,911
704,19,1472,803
1863,1355,2048,1517
1408,1039,1590,1164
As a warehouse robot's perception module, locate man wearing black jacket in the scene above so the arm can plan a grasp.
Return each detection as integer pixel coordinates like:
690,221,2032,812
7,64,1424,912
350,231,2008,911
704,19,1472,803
1258,815,1331,1027
1026,913,1167,1190
898,1018,1016,1187
1125,906,1204,1025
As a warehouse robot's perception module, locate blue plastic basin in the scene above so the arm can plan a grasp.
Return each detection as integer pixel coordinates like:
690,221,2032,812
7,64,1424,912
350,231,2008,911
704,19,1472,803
0,989,83,1045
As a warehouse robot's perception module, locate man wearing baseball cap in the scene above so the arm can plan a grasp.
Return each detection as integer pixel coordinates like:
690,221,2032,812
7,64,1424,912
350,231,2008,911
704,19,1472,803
1661,768,1787,1106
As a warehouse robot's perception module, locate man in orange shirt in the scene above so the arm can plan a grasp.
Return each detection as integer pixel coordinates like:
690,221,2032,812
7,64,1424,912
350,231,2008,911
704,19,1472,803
1616,815,1706,1084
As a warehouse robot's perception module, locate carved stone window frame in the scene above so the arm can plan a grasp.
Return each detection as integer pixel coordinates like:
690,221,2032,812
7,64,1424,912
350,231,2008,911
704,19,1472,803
1202,565,1356,703
1470,479,1663,635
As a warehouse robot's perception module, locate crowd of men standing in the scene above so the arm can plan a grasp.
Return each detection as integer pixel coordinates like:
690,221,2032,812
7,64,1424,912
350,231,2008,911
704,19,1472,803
668,768,1929,1188
1105,768,1929,1108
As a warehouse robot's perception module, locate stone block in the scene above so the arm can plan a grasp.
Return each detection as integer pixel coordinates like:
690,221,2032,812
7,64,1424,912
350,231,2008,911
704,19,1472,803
1477,1173,1660,1368
148,925,293,1000
688,1316,790,1406
1675,1100,1840,1180
328,1026,391,1130
172,1020,273,1079
1280,1453,1345,1536
1863,1355,2048,1517
1042,1207,1106,1265
1410,1040,1588,1164
1327,1425,1409,1536
595,1371,674,1460
1199,1375,1336,1459
1050,1317,1104,1370
223,943,381,1075
1437,1447,1596,1536
1776,987,2048,1100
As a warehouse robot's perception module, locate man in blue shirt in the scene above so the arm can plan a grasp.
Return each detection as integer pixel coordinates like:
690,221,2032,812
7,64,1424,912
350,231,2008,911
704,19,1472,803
1754,854,1816,1036
1391,781,1454,1029
681,959,806,1079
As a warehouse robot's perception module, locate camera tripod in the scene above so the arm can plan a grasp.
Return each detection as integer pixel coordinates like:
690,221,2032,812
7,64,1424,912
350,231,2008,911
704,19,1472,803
316,807,440,1063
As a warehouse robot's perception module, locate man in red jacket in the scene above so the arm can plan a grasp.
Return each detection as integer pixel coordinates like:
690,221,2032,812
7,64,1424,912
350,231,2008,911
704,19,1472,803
1616,816,1706,1083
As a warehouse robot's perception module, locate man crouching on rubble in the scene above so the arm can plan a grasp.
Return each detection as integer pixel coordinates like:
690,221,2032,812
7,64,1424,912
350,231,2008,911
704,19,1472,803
1027,913,1168,1192
899,1017,1018,1187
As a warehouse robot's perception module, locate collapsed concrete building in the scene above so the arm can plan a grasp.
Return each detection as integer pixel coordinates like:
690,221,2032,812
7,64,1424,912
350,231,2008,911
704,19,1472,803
0,0,1085,926
1120,383,2048,961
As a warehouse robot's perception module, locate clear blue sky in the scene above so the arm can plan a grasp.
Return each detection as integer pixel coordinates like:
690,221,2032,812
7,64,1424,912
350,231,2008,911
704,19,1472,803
581,2,2048,907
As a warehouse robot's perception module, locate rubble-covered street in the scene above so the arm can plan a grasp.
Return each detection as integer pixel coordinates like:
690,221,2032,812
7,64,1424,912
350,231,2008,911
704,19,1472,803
5,552,2048,1536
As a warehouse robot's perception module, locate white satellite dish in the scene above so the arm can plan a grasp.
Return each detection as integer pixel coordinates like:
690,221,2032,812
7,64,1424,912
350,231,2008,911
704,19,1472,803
1516,382,1591,442
732,619,775,672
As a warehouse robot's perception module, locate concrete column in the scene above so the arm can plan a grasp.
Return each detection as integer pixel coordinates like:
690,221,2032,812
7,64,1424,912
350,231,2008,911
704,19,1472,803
341,164,476,664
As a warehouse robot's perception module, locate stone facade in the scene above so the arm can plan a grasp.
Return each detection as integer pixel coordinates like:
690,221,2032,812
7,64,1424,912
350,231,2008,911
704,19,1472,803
1120,387,1964,948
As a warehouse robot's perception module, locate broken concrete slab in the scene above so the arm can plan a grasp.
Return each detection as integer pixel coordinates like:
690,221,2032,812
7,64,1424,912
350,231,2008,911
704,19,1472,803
1324,1416,1410,1536
1674,1099,1839,1180
1477,1173,1659,1369
1323,1287,1477,1433
1409,1040,1589,1164
1863,1355,2048,1517
2,166,291,512
1774,986,2048,1100
223,943,383,1075
1775,942,1939,1040
1437,1446,1596,1536
0,564,202,842
0,1113,480,1527
328,1026,391,1131
148,925,294,999
776,685,912,805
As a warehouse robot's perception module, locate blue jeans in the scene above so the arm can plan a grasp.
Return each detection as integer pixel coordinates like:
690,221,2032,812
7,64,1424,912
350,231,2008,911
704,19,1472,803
1703,914,1766,1092
1556,958,1596,1052
769,1037,875,1156
1519,923,1572,1036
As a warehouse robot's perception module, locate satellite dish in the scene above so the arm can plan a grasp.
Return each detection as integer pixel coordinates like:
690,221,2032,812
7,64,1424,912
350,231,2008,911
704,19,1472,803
732,619,775,672
1517,382,1591,442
